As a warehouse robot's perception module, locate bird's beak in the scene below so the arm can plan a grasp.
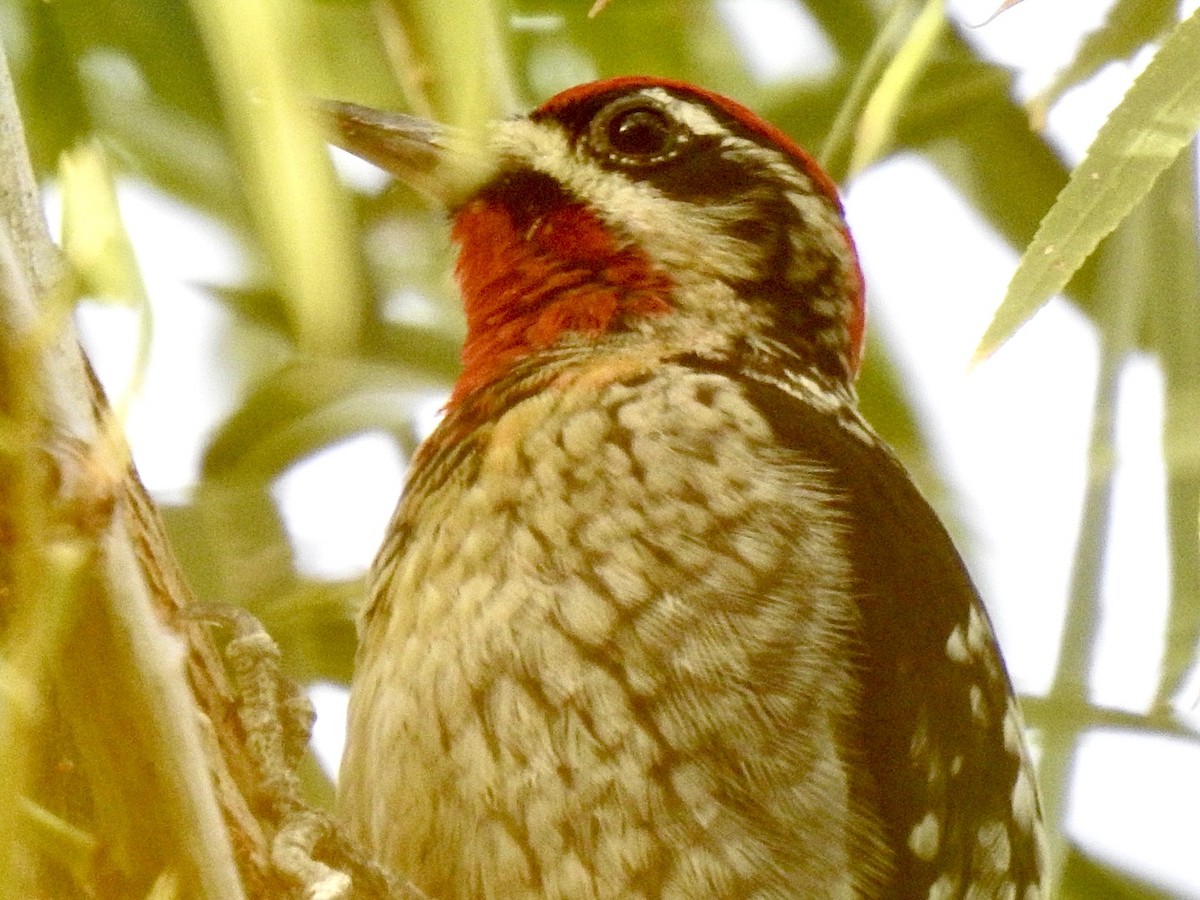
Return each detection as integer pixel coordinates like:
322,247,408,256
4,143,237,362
324,100,495,207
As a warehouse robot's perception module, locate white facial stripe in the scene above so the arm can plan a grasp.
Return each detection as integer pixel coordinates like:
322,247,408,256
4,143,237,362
643,88,727,137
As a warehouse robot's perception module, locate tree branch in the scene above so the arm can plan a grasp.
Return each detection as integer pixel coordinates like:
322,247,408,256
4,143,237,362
0,40,270,899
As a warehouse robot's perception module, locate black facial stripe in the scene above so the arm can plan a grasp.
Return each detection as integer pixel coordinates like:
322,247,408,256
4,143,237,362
726,192,796,276
474,169,573,230
629,136,764,203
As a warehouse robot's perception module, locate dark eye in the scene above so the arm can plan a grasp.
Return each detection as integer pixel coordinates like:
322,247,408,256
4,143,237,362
609,107,672,154
588,96,686,167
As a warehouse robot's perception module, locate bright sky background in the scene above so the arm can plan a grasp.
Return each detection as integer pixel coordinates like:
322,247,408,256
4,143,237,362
60,0,1200,895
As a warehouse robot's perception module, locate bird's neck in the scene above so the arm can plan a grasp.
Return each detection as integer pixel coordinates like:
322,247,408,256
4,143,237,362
449,196,673,406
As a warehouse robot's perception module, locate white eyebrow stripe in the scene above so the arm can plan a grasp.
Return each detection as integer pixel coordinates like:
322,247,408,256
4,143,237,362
641,88,728,137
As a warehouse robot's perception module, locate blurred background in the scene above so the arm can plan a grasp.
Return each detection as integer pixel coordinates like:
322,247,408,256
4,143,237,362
5,0,1200,895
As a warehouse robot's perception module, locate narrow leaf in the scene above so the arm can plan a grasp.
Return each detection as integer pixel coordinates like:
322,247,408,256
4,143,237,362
1027,0,1176,126
59,141,153,415
976,5,1200,361
849,0,945,177
189,0,367,354
59,140,147,308
375,0,519,123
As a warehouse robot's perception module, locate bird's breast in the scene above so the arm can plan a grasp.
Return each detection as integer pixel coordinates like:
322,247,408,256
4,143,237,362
338,366,883,898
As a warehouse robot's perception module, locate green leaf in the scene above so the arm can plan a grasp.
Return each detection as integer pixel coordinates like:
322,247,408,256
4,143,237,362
251,579,361,684
59,139,148,308
189,0,369,354
551,0,751,98
976,5,1200,361
818,0,923,177
378,0,519,122
848,0,945,177
59,138,154,411
801,0,878,61
201,357,425,481
161,482,294,608
1144,154,1200,704
1027,0,1177,126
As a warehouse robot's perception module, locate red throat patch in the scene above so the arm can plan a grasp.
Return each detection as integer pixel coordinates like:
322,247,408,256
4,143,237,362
448,197,673,404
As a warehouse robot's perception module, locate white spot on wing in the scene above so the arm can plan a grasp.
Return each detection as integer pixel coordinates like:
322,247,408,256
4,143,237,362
1003,702,1024,756
969,684,989,725
927,874,959,900
1011,767,1038,833
908,811,941,861
966,602,992,660
945,624,970,663
975,819,1012,871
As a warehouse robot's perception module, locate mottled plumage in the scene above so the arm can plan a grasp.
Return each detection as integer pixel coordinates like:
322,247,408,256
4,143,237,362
332,77,1045,899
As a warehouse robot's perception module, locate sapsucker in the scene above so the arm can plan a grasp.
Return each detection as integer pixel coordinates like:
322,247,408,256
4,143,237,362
329,77,1046,899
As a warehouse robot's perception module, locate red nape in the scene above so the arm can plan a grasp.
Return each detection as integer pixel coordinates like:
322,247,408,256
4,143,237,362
448,198,673,404
844,245,866,376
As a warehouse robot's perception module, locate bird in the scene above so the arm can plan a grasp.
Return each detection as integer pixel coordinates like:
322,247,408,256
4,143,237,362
327,76,1046,900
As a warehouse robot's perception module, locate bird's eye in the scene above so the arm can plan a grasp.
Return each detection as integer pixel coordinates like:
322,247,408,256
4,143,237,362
588,96,686,167
609,108,671,155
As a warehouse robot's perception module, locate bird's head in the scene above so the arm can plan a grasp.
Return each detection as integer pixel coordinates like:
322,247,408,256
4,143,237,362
329,77,865,405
